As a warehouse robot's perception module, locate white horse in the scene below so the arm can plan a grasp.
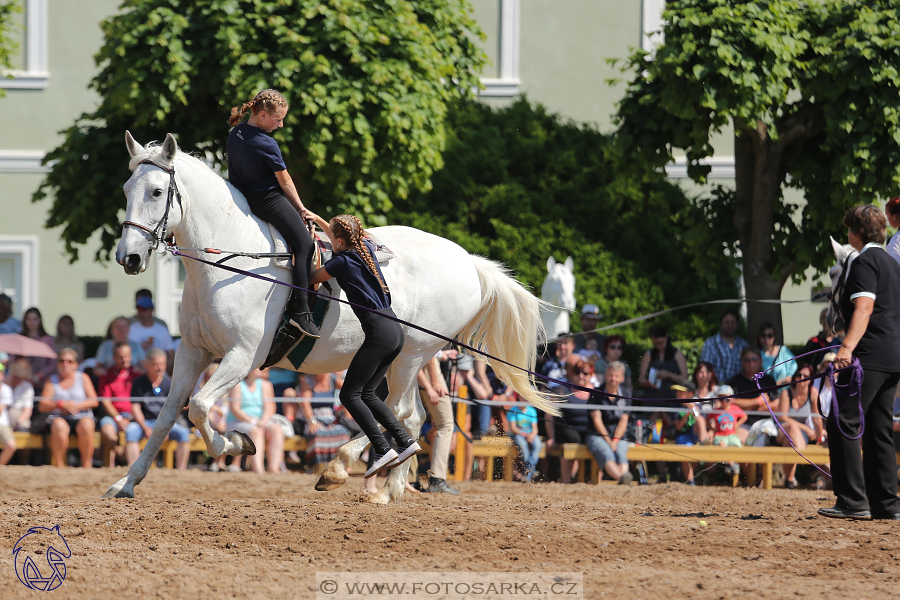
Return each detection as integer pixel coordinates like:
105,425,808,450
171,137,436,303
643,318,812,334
103,133,556,503
540,256,575,339
826,235,858,336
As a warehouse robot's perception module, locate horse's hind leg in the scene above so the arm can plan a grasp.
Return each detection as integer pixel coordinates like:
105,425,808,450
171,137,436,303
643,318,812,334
102,348,208,499
369,383,425,505
188,351,256,459
315,434,369,491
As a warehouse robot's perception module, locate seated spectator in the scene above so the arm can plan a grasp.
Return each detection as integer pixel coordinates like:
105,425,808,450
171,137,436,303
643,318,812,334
671,384,707,484
804,308,842,370
199,364,231,472
37,348,98,468
692,361,718,411
545,358,596,483
0,364,16,465
708,384,746,476
128,288,170,330
268,367,299,421
0,293,21,335
229,368,284,473
3,358,34,432
726,346,785,445
128,296,175,367
299,372,351,471
638,325,689,399
94,316,145,378
594,335,633,397
699,307,748,383
13,307,56,389
776,364,822,489
54,314,85,363
125,349,190,469
757,322,797,388
577,338,602,365
97,342,141,467
586,361,632,484
541,334,576,391
504,390,541,482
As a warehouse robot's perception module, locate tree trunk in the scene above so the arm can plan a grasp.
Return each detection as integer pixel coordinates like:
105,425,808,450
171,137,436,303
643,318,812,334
733,124,792,344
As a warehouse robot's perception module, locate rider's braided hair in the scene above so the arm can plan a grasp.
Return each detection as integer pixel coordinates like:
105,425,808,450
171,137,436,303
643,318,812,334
228,89,288,127
330,215,390,294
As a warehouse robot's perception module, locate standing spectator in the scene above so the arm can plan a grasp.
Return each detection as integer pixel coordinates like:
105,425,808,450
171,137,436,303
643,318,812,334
13,307,56,389
418,352,460,495
587,361,632,484
0,365,17,465
545,358,596,483
128,296,175,367
0,293,21,334
885,197,900,268
97,342,141,467
671,384,707,484
804,308,842,370
595,335,633,397
505,391,541,482
128,289,170,330
726,347,784,445
574,304,603,352
776,365,822,489
708,385,747,476
299,372,350,471
126,349,190,469
229,368,284,473
54,315,85,363
95,317,145,378
638,325,689,399
757,322,797,388
454,353,493,480
38,349,98,468
821,205,900,520
3,358,34,432
541,334,575,391
700,308,749,383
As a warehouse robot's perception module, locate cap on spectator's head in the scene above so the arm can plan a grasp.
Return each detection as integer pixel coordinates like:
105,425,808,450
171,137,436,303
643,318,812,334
819,352,837,369
714,384,734,398
136,296,154,309
456,353,474,371
671,383,696,393
581,304,601,318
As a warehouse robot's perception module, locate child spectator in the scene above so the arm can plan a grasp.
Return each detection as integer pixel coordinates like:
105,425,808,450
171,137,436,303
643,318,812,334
505,390,541,482
708,384,747,475
671,384,707,484
3,358,34,433
97,341,141,467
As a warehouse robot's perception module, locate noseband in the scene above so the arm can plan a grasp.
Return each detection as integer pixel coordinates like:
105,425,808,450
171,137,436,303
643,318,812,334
121,159,181,252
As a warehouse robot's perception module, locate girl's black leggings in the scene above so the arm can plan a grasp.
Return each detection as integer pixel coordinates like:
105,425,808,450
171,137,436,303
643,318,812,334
245,189,315,313
339,308,411,455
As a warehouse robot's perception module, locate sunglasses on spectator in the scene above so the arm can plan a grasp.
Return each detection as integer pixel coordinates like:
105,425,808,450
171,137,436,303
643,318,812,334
608,345,622,350
577,370,592,376
57,358,76,364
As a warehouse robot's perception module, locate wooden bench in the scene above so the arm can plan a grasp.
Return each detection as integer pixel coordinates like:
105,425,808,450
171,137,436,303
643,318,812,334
550,442,835,489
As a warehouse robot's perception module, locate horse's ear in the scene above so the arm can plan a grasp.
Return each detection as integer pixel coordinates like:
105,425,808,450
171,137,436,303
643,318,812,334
830,236,843,259
546,256,557,272
564,256,574,272
125,131,144,157
161,133,178,164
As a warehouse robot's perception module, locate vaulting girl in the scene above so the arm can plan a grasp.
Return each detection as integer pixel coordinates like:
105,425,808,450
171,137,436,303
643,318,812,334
306,212,421,478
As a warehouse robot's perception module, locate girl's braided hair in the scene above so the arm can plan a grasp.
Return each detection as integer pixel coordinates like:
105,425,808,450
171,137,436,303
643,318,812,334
228,89,288,127
330,215,390,294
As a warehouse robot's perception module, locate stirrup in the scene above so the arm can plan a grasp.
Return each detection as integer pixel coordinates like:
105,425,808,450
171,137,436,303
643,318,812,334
261,321,301,370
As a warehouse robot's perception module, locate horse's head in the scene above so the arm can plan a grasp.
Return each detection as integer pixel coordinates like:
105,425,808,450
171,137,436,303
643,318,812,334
825,235,858,335
116,132,182,274
540,256,576,311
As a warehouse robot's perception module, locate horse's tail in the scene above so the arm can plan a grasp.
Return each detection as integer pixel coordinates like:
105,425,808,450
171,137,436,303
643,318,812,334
459,256,561,417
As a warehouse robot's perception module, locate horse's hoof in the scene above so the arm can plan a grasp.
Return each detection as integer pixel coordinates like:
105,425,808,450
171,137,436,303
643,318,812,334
315,475,347,492
367,491,391,505
114,490,135,499
101,476,129,499
225,430,257,456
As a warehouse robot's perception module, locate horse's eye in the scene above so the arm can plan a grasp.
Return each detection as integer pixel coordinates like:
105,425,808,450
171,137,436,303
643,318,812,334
152,189,163,197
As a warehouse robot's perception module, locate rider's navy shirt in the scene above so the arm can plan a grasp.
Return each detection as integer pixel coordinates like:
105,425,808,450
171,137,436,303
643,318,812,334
226,122,287,194
324,239,390,319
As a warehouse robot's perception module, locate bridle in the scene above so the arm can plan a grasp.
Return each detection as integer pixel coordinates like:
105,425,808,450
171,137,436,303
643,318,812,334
121,159,181,253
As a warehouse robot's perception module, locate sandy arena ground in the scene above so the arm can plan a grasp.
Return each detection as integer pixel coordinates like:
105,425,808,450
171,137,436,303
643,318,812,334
0,465,897,599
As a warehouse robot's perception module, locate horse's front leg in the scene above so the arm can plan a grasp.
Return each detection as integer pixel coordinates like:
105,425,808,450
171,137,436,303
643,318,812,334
188,352,256,459
102,350,207,499
315,433,369,491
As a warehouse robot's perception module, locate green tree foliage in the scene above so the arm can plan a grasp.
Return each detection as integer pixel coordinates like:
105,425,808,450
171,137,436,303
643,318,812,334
392,98,740,343
34,0,485,261
612,0,900,338
0,0,20,97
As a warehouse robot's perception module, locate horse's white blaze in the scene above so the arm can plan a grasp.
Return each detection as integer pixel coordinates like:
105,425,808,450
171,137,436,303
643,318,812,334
104,133,553,502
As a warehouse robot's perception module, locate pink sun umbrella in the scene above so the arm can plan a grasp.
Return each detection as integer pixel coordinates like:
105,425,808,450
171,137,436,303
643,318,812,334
0,334,58,359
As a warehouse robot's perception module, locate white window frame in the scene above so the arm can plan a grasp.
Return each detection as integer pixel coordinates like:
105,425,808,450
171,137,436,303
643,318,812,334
478,0,521,97
0,235,39,319
0,0,49,90
665,156,736,179
155,252,183,336
0,149,48,172
641,0,665,52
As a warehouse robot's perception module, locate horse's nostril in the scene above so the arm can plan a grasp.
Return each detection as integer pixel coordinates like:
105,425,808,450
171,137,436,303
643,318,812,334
125,254,141,270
